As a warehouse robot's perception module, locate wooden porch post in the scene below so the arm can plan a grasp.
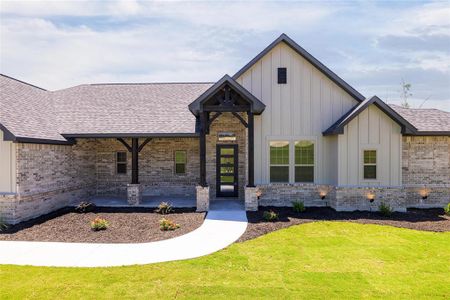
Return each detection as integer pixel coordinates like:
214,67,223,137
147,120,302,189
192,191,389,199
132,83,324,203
247,111,255,187
199,112,207,187
131,137,139,184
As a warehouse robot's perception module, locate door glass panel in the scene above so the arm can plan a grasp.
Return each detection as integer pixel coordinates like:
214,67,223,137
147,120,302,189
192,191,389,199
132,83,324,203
221,175,234,183
220,148,234,155
220,166,234,174
220,157,234,164
220,185,234,192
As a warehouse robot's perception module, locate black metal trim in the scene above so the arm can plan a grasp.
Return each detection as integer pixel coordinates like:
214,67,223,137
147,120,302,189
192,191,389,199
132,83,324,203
62,133,199,138
232,33,365,102
323,96,418,135
0,73,47,91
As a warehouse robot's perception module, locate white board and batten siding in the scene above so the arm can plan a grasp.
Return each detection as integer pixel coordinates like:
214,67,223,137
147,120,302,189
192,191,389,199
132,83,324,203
0,130,16,193
337,105,402,186
237,42,401,187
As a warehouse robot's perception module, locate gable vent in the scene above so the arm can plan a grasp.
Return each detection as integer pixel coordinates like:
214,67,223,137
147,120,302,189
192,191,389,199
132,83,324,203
277,67,287,84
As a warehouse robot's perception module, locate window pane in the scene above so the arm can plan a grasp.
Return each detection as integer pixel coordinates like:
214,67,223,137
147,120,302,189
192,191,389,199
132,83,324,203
364,165,377,179
117,152,127,163
175,151,186,163
295,166,314,182
295,141,314,165
270,141,289,165
220,148,234,155
175,163,185,174
270,166,289,182
364,150,376,164
117,163,127,174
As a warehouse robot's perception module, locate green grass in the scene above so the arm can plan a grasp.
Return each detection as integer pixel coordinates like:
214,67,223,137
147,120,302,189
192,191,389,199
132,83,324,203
1,222,449,299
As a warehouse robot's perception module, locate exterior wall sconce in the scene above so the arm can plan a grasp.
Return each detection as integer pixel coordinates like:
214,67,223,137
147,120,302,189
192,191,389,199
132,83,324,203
419,188,430,200
367,192,375,203
256,190,262,200
319,191,327,200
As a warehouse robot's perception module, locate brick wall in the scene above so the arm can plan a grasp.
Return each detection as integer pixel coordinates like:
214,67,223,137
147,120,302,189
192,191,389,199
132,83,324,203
95,138,199,197
402,136,450,185
1,140,96,224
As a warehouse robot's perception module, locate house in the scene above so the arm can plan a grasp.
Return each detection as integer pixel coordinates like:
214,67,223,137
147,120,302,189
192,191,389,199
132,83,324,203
1,34,449,224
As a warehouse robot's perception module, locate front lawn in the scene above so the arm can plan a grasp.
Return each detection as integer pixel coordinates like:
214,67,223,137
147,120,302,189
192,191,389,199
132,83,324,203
1,222,449,299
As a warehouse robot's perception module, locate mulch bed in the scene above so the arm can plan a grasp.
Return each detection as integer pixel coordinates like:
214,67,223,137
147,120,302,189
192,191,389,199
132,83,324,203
0,207,205,243
239,207,450,242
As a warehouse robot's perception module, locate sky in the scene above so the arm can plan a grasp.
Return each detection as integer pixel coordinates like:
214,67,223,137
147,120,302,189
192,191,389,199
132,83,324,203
1,0,449,111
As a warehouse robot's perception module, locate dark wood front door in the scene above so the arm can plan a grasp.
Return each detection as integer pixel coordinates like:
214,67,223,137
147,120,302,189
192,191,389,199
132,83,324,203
216,144,238,197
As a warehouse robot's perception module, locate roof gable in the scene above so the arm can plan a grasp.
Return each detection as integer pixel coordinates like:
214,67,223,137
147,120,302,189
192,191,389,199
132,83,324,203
188,75,265,116
233,33,365,102
323,96,417,135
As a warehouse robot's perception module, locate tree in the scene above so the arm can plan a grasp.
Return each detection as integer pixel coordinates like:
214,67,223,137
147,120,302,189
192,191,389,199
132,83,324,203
400,79,412,108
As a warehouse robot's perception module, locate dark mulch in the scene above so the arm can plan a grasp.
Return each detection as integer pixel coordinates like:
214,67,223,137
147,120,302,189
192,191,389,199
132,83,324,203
239,207,450,242
0,207,205,243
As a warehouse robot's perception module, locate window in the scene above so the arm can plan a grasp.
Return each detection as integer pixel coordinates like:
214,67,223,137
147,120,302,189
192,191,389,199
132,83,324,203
277,67,287,84
116,152,127,174
295,141,314,182
363,150,377,179
175,151,187,174
270,141,289,182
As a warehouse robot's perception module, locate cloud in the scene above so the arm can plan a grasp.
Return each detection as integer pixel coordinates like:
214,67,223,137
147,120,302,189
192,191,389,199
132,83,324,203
0,1,449,111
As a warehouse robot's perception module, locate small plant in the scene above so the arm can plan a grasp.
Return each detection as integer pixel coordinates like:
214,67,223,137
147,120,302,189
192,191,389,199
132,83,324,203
90,217,109,231
378,202,393,217
75,201,96,213
444,203,450,216
292,201,306,213
0,215,8,232
159,218,180,231
156,202,173,215
263,210,278,221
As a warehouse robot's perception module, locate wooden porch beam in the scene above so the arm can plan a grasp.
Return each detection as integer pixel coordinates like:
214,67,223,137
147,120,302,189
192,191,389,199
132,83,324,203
117,138,132,152
131,138,139,184
199,112,207,187
138,138,152,152
232,112,248,128
247,111,255,187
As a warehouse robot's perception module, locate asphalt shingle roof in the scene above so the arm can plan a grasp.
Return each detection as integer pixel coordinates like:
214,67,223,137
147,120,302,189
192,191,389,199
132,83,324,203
389,104,450,132
53,82,212,135
1,74,449,143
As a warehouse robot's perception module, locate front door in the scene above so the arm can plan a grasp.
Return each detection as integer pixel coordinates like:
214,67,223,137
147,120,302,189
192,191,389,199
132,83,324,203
216,144,238,197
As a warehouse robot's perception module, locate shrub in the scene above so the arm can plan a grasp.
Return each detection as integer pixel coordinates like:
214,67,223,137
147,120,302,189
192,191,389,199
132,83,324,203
444,203,450,216
156,202,173,215
0,215,7,232
263,210,278,221
159,218,180,231
292,201,306,213
90,217,109,231
75,201,96,213
379,202,393,217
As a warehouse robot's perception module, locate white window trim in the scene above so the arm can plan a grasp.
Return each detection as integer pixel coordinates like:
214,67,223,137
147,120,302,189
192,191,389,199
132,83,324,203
267,136,317,184
269,141,290,183
294,141,315,183
361,148,378,181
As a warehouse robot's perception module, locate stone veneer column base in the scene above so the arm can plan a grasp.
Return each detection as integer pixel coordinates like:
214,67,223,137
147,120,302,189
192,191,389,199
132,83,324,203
127,184,142,205
196,185,209,212
245,187,258,211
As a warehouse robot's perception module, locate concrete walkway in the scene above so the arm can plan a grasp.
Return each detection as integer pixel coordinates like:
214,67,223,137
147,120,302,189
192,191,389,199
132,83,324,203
0,205,247,267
